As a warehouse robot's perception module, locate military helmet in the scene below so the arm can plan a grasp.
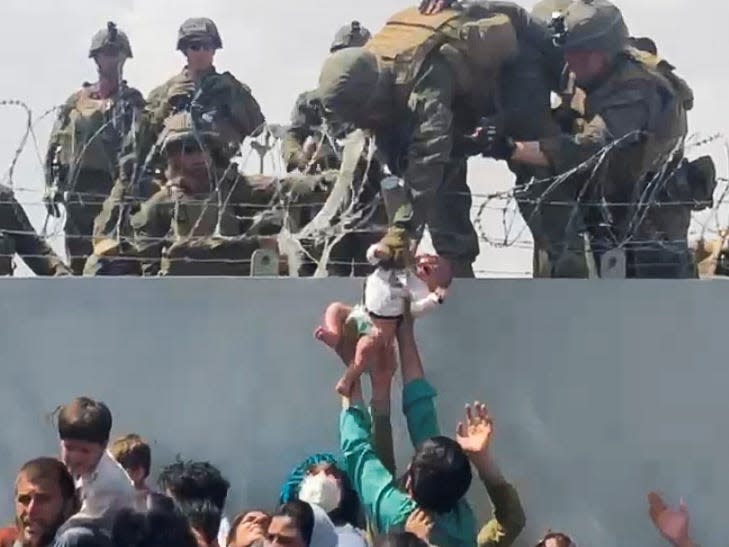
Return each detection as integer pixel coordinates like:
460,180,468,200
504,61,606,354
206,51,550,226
558,0,629,56
531,0,572,23
177,18,223,51
317,47,381,123
330,21,372,52
89,22,133,58
161,112,222,152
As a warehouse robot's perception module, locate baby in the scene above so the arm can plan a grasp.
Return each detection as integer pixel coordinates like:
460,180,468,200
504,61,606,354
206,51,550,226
315,228,449,395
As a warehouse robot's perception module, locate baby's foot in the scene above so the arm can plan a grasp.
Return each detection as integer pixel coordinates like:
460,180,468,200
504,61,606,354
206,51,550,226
335,376,353,397
314,326,339,349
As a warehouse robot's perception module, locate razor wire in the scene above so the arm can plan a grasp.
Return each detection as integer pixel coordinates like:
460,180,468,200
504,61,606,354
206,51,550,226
1,97,728,277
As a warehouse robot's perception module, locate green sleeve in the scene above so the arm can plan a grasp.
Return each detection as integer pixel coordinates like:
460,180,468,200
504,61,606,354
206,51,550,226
227,76,266,138
0,186,69,276
477,481,526,547
402,379,440,447
340,403,416,533
130,192,172,276
539,82,652,174
394,57,455,233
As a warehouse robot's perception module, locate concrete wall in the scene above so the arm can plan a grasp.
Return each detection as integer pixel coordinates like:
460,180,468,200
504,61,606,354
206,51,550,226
0,279,725,546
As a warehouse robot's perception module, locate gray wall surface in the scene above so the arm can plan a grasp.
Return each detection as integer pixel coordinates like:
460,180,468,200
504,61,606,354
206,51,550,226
0,279,724,546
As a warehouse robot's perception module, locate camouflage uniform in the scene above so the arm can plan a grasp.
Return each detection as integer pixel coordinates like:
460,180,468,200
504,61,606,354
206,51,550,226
140,18,265,169
282,21,372,172
0,184,70,276
45,24,143,275
129,112,336,276
87,18,266,276
317,9,519,277
538,0,695,278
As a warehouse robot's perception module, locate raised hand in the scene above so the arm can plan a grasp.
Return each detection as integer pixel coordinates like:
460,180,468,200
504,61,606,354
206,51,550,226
419,0,455,15
456,402,493,457
648,492,693,546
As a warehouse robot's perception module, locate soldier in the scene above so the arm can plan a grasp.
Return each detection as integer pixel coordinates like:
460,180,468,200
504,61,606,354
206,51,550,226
282,21,372,173
141,17,265,169
129,112,327,276
0,185,70,276
44,22,144,275
316,8,522,277
477,0,700,278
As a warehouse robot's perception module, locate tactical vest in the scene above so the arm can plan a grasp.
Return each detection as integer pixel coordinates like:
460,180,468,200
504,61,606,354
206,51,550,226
55,87,120,176
364,7,518,99
625,47,694,111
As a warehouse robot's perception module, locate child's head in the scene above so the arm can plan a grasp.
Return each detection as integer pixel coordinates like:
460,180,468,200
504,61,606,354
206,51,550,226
109,434,151,488
57,397,112,477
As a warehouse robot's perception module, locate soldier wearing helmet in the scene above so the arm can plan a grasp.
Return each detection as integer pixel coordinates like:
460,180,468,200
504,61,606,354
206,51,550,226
44,22,144,275
280,21,388,278
475,0,697,279
141,17,264,173
128,112,287,277
282,21,372,173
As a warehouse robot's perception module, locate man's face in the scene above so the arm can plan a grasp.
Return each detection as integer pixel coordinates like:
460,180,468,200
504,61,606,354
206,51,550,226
60,440,104,477
169,142,213,193
268,516,306,547
565,49,611,86
95,48,125,77
185,40,216,72
15,473,72,547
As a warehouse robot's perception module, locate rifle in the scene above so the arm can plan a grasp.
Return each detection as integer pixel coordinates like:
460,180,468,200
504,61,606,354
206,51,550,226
43,145,64,218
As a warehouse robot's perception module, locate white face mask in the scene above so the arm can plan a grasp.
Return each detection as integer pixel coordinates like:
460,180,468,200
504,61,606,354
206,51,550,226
298,472,342,514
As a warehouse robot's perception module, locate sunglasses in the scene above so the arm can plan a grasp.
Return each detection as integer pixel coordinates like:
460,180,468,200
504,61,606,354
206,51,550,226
186,42,215,52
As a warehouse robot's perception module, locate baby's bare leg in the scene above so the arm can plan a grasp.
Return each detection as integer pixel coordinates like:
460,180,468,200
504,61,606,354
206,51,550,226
314,302,352,349
336,333,378,396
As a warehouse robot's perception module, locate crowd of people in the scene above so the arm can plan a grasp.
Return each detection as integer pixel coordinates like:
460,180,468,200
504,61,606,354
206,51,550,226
1,311,698,547
0,0,720,279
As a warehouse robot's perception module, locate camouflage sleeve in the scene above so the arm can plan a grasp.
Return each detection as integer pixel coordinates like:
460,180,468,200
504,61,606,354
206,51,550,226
282,92,320,170
0,186,70,276
477,479,526,547
45,92,78,187
399,56,456,233
130,191,173,276
225,74,266,139
539,80,653,174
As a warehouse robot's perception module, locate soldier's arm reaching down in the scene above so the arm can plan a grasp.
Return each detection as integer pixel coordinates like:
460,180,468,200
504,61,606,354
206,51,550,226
396,56,456,237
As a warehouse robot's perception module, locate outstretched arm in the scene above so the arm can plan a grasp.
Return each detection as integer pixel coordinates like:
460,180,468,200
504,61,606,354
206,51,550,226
456,403,526,547
398,315,440,445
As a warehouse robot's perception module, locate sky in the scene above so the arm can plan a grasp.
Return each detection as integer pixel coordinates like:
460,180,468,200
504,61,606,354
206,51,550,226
1,0,729,277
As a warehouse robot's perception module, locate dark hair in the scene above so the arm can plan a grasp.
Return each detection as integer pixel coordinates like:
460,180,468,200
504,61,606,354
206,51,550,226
146,493,177,514
57,397,112,445
178,499,221,545
274,501,314,547
17,458,76,503
406,436,472,514
112,508,197,547
375,532,428,547
535,532,575,547
158,459,230,510
110,434,151,477
305,464,362,528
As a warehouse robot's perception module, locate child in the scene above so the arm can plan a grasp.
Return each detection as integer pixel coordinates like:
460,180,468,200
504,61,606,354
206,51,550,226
109,433,153,512
315,228,449,395
57,397,136,532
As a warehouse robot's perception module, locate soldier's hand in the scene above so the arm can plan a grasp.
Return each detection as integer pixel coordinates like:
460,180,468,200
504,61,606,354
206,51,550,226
471,125,516,161
419,0,455,14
